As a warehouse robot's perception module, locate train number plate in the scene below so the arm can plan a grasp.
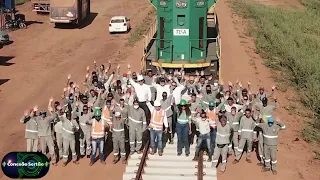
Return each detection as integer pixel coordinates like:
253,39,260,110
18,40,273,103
173,29,189,36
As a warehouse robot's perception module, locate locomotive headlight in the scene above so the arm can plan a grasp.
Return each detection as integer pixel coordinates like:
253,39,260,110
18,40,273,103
181,2,187,7
159,0,166,6
176,1,181,7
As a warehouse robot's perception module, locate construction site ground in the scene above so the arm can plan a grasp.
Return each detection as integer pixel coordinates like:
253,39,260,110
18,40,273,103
0,0,319,180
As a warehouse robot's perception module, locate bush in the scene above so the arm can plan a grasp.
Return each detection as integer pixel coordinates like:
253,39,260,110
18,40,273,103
230,0,320,144
15,0,29,5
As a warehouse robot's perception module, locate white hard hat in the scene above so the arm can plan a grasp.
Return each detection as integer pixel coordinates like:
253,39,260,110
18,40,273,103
154,101,161,107
115,111,121,117
137,75,144,81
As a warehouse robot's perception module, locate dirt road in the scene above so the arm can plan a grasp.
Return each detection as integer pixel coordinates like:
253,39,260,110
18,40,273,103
0,0,151,179
216,0,320,180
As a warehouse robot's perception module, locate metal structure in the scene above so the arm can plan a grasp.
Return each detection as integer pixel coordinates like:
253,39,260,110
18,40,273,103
32,0,50,13
142,0,221,77
50,0,90,25
123,136,215,180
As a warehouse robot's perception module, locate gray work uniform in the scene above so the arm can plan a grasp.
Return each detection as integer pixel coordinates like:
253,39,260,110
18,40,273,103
225,112,242,153
190,100,202,131
20,115,38,152
257,121,285,170
35,114,57,162
61,117,79,162
75,112,93,156
111,114,126,158
53,115,64,159
255,102,278,162
161,95,173,133
128,106,146,152
212,121,232,172
202,92,217,109
235,116,256,160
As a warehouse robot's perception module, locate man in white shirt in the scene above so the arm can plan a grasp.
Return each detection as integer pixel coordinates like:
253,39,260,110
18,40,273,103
152,77,171,102
128,74,152,124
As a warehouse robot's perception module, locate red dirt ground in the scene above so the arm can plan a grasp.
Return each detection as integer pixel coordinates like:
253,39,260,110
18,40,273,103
0,0,152,179
1,0,319,179
216,0,320,180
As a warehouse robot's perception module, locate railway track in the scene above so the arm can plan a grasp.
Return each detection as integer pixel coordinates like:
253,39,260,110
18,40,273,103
123,136,217,180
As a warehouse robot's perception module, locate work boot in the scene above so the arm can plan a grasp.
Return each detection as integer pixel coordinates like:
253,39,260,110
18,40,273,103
73,160,79,165
100,160,106,165
130,151,134,155
207,156,212,162
177,152,182,156
246,159,252,163
272,170,277,175
89,161,94,166
62,162,67,167
51,162,57,166
257,162,264,166
219,170,225,174
113,156,119,164
121,157,127,164
261,167,271,172
185,153,190,157
150,149,155,155
232,159,239,164
158,150,163,156
87,155,90,159
192,156,198,161
136,150,142,154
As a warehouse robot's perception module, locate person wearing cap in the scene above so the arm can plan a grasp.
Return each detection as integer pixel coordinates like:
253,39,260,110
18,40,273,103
176,99,191,156
256,86,276,104
211,115,233,174
127,66,152,124
225,106,243,154
233,108,257,164
74,104,94,158
146,100,168,156
257,116,285,175
192,110,214,162
160,92,174,143
20,107,39,152
254,96,278,166
86,109,108,166
206,100,218,151
127,99,146,154
33,106,58,166
60,111,80,166
111,111,127,164
151,76,171,102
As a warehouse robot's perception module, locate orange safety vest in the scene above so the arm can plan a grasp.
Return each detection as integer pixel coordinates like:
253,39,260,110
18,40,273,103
206,109,217,128
102,106,112,125
91,119,105,139
149,109,165,130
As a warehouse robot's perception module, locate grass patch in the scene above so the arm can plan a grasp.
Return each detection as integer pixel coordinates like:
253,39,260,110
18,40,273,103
15,0,29,5
125,8,156,47
229,0,320,144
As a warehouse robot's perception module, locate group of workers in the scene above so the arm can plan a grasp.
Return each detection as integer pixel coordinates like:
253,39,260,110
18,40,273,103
20,61,285,175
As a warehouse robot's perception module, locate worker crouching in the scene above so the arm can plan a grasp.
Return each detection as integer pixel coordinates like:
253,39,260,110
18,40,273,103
192,110,213,162
112,111,127,164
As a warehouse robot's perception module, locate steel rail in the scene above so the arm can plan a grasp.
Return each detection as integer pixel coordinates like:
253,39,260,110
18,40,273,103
134,140,150,180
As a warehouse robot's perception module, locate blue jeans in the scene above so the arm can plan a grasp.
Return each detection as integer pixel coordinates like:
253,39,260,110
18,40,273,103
210,128,217,151
176,122,190,154
91,137,104,162
150,129,163,151
195,133,211,156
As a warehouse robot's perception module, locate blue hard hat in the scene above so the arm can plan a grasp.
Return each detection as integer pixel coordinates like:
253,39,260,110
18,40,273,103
268,116,275,122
